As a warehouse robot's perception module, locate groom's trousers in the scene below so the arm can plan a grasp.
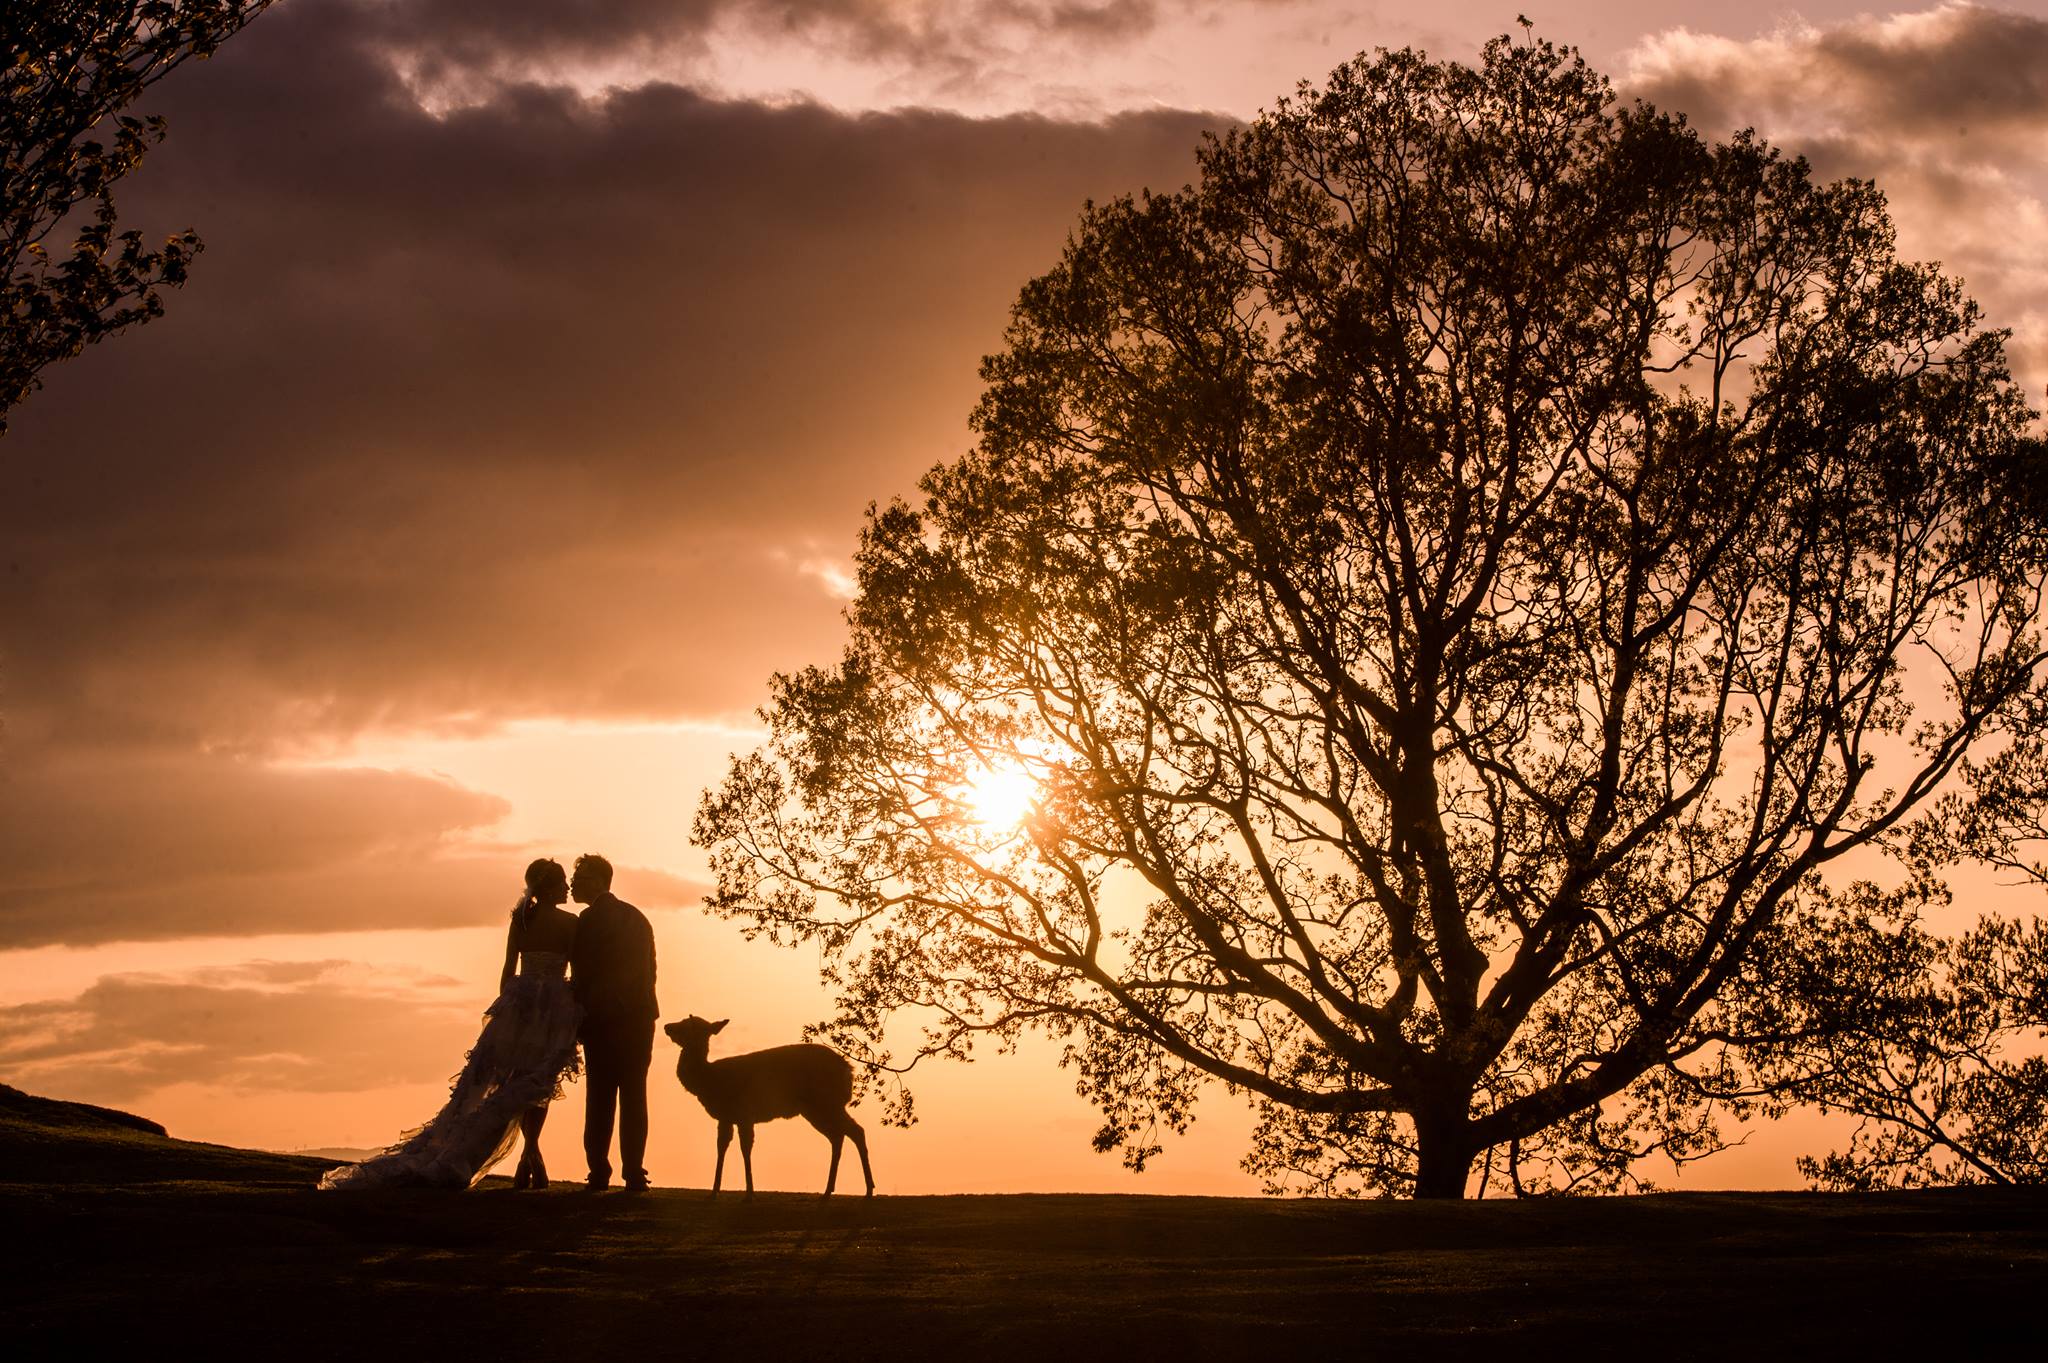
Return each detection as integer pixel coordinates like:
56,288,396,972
582,1016,654,1185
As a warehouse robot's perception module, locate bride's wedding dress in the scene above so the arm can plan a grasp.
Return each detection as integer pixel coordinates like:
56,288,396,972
320,951,582,1190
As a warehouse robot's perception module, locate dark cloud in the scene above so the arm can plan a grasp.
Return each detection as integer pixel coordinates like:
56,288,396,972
17,852,705,948
0,0,1211,952
364,0,1172,65
1628,4,2048,144
0,962,484,1102
363,0,725,65
1624,4,2048,397
1,0,1215,754
0,744,703,946
343,0,1195,108
0,753,508,888
1810,7,2048,133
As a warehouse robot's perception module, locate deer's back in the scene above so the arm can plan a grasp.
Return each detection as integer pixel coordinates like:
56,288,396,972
704,1044,851,1121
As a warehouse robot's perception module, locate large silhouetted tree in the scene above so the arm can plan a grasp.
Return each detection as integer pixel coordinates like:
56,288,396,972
2,0,272,431
696,39,2048,1197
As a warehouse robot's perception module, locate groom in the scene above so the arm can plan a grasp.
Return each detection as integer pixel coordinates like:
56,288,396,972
570,853,659,1190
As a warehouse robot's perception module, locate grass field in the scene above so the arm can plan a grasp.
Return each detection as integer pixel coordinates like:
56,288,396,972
5,1083,2044,1360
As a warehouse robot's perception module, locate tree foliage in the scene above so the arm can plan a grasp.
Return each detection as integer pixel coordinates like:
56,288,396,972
2,0,272,430
1743,684,2048,1191
1731,880,2048,1189
696,39,2048,1197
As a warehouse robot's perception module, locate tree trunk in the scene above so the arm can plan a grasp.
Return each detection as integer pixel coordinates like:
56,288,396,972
1412,1115,1476,1199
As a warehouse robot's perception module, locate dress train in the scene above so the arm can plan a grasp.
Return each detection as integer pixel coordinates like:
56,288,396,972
320,951,581,1190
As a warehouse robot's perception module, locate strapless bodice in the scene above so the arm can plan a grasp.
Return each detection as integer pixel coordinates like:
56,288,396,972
518,950,569,980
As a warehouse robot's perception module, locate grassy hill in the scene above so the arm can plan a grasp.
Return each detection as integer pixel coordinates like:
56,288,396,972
4,1084,2044,1360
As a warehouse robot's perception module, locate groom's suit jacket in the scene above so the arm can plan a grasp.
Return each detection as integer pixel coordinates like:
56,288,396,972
572,892,659,1032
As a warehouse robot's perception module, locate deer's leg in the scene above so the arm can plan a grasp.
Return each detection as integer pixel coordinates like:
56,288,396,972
714,1120,732,1196
804,1110,844,1195
845,1114,874,1197
738,1123,756,1196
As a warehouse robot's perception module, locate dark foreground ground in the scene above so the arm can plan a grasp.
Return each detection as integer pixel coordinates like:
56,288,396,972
4,1085,2044,1360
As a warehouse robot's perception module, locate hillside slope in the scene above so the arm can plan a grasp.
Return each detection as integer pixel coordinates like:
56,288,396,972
0,1082,331,1185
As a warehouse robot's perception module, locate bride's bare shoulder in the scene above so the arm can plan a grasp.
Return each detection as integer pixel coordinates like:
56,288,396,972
512,905,580,953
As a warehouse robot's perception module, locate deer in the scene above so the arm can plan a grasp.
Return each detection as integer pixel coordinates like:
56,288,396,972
663,1015,875,1197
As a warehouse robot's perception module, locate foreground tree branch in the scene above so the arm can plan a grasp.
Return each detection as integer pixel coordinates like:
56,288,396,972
3,0,273,430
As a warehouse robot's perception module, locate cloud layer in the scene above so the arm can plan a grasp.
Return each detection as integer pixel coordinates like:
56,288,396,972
0,0,1213,948
358,0,1261,111
3,4,2041,958
0,961,481,1102
1624,2,2048,392
0,739,704,945
3,0,1213,747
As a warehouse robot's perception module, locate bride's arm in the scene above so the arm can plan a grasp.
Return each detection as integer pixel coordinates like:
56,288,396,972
499,903,523,995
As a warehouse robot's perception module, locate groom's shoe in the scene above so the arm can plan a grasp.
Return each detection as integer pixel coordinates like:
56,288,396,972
583,1173,611,1191
623,1175,650,1193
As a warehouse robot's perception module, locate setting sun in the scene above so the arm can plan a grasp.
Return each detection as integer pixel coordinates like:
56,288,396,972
963,763,1038,831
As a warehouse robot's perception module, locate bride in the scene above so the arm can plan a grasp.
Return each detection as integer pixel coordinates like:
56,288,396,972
321,859,583,1190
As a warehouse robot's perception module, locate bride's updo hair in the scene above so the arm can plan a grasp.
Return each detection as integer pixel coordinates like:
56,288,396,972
526,858,567,895
520,858,567,922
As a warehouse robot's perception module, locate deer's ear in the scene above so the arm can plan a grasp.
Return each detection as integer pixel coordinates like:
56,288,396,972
711,1019,730,1033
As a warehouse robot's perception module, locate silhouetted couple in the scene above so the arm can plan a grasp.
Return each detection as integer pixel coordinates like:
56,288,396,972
320,854,659,1192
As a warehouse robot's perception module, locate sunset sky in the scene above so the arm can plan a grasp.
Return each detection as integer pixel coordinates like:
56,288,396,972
3,0,2045,1194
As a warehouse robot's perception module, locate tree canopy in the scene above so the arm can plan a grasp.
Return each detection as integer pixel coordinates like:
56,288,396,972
696,38,2048,1197
3,0,272,431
